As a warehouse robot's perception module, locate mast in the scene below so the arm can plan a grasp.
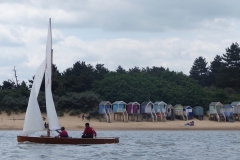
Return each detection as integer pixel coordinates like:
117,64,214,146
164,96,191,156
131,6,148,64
45,18,60,136
47,47,53,137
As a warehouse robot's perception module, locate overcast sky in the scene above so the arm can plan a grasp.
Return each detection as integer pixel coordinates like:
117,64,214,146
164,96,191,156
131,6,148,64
1,0,240,84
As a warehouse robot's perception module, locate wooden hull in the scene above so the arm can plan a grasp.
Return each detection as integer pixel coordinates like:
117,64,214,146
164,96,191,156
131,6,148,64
17,136,119,144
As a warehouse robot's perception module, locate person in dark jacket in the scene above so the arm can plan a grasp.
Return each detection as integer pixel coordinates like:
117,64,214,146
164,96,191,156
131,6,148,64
82,123,97,138
85,115,91,121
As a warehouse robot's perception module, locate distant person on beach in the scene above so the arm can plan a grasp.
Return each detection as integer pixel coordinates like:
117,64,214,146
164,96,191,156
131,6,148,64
82,114,85,121
82,123,97,138
86,115,91,121
185,121,194,126
55,126,69,138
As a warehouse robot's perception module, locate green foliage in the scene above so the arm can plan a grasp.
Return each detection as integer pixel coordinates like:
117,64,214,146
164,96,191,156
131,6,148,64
1,80,15,90
69,110,81,116
209,55,223,86
5,109,11,116
89,110,99,117
116,65,127,74
93,71,207,107
57,111,64,117
94,64,109,80
56,91,101,112
62,61,95,93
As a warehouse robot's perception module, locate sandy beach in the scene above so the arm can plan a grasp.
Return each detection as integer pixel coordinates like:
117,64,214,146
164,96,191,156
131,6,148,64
1,112,240,131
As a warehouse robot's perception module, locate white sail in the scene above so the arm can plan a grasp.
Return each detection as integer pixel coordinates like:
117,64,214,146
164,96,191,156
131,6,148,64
22,61,45,135
45,18,60,130
34,60,45,96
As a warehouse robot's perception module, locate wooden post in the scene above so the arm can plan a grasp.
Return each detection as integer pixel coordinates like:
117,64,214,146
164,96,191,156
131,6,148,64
47,123,50,137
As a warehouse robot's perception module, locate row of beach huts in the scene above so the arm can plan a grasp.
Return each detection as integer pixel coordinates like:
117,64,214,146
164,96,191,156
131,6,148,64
98,101,240,123
209,102,240,122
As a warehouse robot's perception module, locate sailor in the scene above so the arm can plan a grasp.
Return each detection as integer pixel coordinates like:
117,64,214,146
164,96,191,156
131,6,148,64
82,123,97,138
56,126,69,138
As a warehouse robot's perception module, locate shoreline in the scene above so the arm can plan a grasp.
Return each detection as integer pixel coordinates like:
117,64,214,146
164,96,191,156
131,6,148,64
1,112,240,131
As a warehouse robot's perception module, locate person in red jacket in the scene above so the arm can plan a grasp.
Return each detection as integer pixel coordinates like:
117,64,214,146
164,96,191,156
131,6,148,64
55,126,69,138
82,123,97,138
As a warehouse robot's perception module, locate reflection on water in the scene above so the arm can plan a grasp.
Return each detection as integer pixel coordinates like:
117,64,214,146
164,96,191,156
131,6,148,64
0,130,240,160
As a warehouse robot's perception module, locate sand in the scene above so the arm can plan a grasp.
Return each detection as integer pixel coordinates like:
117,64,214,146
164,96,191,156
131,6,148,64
1,112,240,131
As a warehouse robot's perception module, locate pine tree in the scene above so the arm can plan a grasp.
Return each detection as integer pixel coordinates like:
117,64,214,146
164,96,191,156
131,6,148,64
222,43,240,90
209,55,223,86
189,56,209,86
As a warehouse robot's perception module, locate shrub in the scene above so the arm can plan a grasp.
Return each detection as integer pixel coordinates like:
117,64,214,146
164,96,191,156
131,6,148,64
5,109,11,116
57,111,64,117
69,110,81,116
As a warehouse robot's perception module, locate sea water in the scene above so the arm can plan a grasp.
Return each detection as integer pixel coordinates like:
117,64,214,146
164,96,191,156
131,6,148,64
0,130,240,160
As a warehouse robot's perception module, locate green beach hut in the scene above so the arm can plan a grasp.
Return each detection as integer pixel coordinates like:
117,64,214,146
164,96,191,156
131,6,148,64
193,106,204,120
174,104,185,120
209,102,223,122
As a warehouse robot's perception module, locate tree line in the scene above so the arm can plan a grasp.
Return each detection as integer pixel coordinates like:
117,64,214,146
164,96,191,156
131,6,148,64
190,42,240,91
0,43,239,116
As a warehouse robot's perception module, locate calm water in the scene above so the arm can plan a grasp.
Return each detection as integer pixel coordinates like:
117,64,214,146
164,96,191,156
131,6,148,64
1,130,240,160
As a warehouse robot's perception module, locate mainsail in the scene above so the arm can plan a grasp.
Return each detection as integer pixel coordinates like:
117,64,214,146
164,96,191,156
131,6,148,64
45,18,60,130
22,18,60,135
22,61,45,135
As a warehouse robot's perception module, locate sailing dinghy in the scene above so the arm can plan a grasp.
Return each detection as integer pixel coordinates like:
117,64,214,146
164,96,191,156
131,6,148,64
17,19,119,144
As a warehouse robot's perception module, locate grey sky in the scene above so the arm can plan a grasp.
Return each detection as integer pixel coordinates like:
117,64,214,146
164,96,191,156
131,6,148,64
0,0,240,84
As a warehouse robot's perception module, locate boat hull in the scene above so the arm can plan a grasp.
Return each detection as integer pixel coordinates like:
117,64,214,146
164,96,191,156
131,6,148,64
17,136,119,144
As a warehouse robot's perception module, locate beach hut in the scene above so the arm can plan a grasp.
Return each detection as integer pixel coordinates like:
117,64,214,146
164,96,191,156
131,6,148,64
126,102,141,121
183,106,193,120
153,101,167,122
141,101,156,122
99,101,112,123
231,101,240,121
166,104,174,120
112,101,128,122
223,104,235,122
209,102,224,122
174,104,185,120
193,106,204,120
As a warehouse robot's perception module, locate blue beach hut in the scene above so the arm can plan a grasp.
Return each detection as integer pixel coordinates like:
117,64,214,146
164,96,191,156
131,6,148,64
99,101,112,114
223,104,235,122
183,106,193,120
193,106,204,120
141,101,156,122
153,101,167,121
112,101,128,122
99,101,112,123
